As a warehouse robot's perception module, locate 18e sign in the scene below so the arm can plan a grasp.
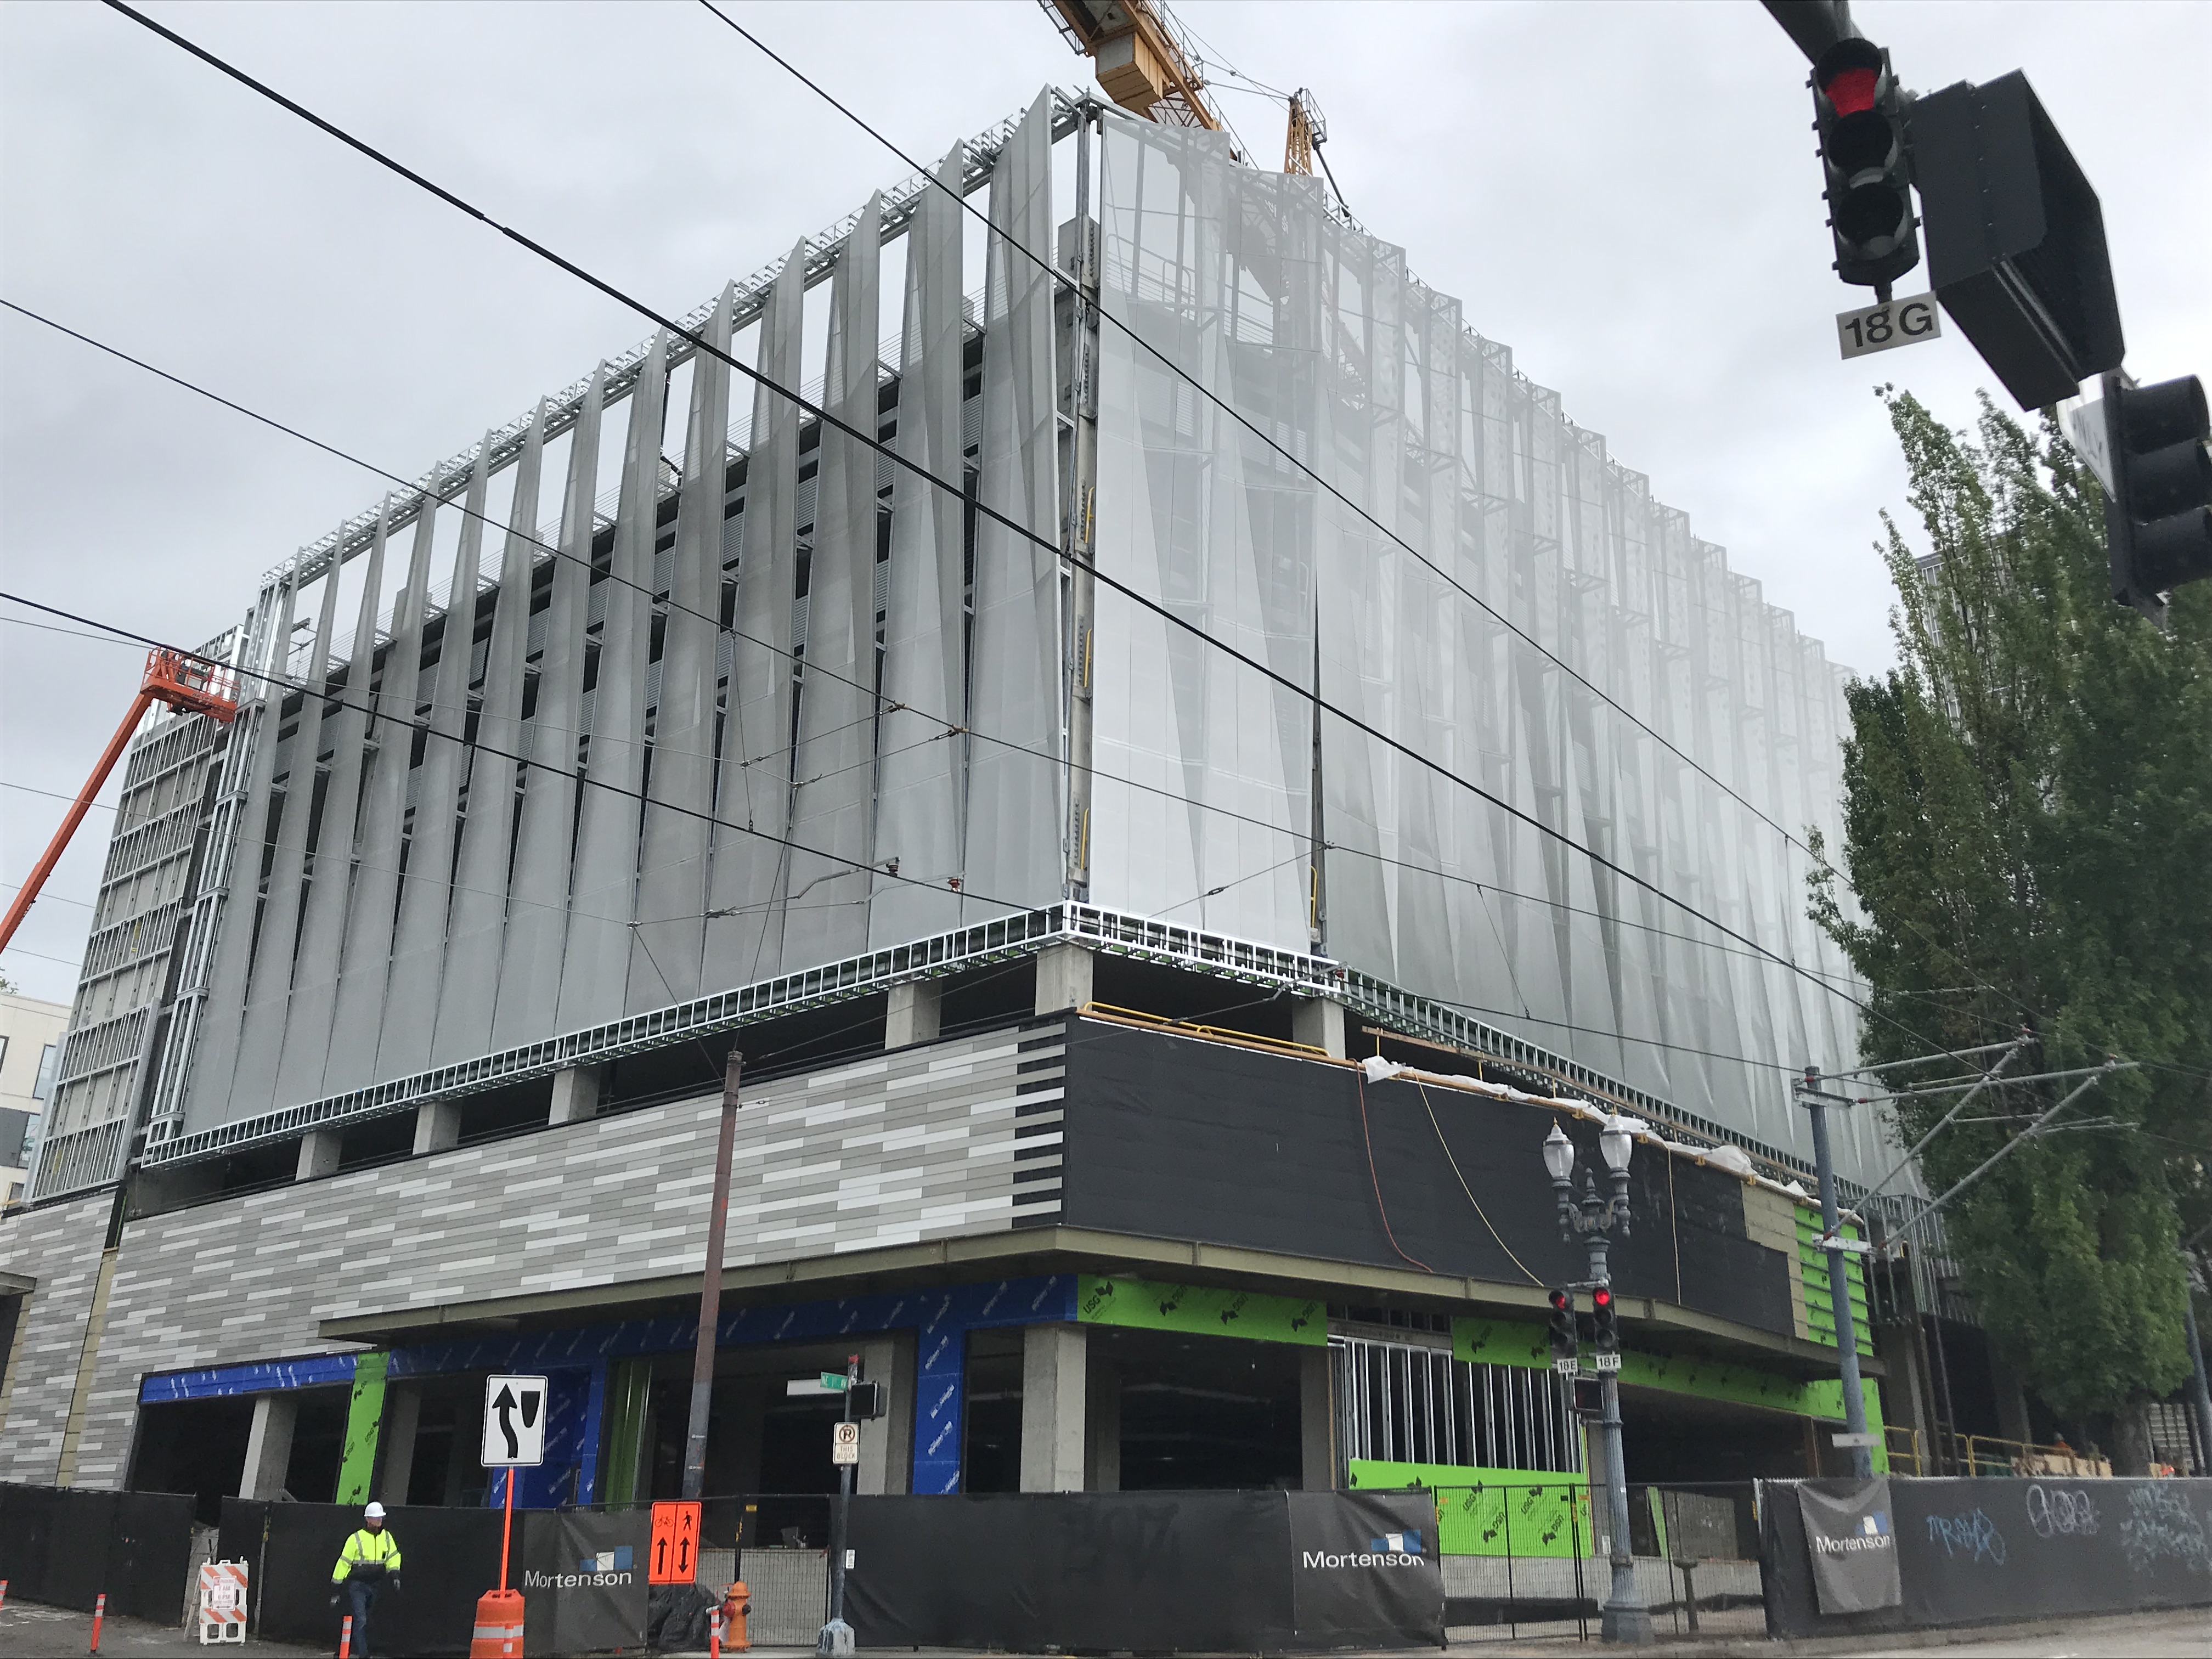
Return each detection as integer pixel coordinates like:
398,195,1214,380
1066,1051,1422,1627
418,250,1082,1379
1836,294,1941,361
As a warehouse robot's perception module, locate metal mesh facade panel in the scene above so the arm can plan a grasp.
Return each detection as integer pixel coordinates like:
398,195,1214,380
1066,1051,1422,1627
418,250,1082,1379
1088,113,1866,1176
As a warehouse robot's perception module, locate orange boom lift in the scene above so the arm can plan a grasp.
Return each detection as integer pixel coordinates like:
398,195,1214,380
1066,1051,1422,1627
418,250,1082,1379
0,649,239,954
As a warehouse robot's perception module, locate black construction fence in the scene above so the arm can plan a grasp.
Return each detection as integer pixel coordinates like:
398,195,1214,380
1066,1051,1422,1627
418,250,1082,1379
1758,1475,2212,1639
0,1485,197,1623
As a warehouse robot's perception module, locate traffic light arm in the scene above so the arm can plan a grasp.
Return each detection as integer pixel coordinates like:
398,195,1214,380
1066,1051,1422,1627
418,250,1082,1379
1762,0,1861,66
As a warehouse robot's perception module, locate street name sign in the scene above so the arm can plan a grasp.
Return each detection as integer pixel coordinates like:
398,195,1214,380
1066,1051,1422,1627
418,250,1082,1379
831,1421,861,1465
481,1374,548,1468
1836,294,1942,360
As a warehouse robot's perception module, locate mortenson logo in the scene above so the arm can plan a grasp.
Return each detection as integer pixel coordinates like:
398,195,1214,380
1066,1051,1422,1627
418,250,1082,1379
1812,1511,1894,1556
524,1567,635,1589
1302,1531,1426,1570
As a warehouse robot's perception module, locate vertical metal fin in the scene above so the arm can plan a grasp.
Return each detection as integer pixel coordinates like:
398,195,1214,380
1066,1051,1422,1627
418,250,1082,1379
380,441,494,1075
703,244,808,990
783,197,884,971
494,373,606,1048
558,336,669,1032
629,291,735,1011
871,146,970,949
963,91,1062,922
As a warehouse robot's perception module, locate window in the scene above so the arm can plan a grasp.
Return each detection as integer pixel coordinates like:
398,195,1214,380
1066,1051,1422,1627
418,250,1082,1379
1331,1334,1582,1476
32,1044,58,1102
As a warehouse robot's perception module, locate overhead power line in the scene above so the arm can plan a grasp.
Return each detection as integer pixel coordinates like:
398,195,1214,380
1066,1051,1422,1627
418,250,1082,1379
86,0,2068,1093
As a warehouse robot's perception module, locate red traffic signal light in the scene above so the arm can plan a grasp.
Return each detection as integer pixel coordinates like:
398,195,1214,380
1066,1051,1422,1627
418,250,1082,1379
1592,1284,1621,1355
1592,1285,1612,1308
1811,37,1918,292
1546,1289,1577,1365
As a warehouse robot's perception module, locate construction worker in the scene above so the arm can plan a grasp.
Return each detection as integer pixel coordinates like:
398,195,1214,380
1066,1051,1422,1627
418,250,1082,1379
329,1500,403,1657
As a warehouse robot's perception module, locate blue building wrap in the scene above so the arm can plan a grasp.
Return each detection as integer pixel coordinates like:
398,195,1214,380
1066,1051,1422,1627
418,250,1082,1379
139,1275,1077,1497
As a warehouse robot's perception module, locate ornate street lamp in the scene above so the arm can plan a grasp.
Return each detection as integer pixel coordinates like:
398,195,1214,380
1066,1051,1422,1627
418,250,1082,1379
1545,1118,1652,1645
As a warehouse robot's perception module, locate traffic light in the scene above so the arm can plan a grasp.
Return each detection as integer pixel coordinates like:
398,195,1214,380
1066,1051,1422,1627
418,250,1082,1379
2101,373,2212,619
849,1380,888,1421
1910,72,2123,410
1810,37,1918,293
1591,1284,1621,1357
1546,1289,1577,1367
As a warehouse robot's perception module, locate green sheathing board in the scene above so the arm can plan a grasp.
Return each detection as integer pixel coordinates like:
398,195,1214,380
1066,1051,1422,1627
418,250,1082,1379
1795,1207,1875,1357
601,1358,653,1504
335,1352,387,1504
1075,1276,1325,1344
1347,1459,1593,1556
1452,1317,1887,1473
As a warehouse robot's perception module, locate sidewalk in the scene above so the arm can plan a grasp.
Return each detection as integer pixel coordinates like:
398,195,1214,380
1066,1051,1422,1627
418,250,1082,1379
0,1602,319,1659
1444,1606,2209,1657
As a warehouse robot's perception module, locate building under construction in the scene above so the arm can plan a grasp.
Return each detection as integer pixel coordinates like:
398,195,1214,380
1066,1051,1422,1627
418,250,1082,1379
3,88,1936,1544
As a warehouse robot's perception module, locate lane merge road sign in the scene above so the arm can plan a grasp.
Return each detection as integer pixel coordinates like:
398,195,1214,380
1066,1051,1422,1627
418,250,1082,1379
481,1374,548,1468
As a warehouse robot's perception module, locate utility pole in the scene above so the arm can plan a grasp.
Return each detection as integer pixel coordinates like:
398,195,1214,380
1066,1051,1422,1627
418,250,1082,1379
1797,1069,1875,1478
681,1047,743,1500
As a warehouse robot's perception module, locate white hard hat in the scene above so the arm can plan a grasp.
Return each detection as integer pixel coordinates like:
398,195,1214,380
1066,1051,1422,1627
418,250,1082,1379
363,1502,387,1520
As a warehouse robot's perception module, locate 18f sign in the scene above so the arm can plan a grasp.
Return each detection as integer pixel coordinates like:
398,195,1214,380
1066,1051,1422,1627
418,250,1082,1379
1837,294,1942,360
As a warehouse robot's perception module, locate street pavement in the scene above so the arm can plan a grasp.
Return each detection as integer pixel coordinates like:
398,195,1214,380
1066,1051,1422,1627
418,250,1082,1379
0,1602,318,1658
5,1598,2201,1657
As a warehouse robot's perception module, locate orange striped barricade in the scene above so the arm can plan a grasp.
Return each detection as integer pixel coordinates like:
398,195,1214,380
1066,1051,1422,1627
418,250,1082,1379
471,1588,525,1658
196,1562,248,1646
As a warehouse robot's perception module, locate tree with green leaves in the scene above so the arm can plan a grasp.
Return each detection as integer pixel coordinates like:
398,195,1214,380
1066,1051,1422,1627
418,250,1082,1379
1810,388,2212,1460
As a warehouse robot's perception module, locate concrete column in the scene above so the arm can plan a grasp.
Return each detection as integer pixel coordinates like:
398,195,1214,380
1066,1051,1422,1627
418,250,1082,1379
549,1064,604,1126
1019,1323,1087,1492
1299,1344,1336,1489
412,1100,461,1155
239,1393,299,1499
1034,945,1094,1015
1084,1353,1120,1492
1292,998,1348,1059
296,1129,341,1181
857,1336,912,1494
380,1384,421,1504
884,981,941,1049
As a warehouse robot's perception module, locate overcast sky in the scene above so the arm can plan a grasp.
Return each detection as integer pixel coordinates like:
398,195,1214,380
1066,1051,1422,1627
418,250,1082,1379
3,0,2207,1005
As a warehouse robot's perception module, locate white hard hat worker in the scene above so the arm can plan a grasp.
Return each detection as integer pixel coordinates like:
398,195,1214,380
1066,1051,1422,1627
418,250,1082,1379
330,1501,403,1658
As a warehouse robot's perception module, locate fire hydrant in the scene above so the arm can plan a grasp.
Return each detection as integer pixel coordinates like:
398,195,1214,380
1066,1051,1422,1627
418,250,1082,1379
720,1582,751,1652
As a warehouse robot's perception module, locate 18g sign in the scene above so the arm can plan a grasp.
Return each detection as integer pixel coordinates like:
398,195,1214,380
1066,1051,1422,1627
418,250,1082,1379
1836,294,1942,360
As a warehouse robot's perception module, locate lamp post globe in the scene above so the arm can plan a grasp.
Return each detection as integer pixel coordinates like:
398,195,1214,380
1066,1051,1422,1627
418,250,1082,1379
1600,1114,1634,1173
1542,1122,1576,1184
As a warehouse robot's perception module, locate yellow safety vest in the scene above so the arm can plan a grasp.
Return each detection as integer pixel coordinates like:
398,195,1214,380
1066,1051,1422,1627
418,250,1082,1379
332,1527,403,1584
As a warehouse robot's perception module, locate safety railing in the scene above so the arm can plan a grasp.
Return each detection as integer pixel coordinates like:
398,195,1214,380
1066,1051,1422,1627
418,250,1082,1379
1418,1481,1765,1643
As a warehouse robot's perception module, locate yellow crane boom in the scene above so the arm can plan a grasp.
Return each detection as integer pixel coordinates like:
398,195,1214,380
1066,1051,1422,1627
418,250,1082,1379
1039,0,1225,133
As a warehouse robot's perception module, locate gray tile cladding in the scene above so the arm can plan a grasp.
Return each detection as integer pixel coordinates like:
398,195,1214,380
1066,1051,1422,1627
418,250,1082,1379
0,1022,1063,1488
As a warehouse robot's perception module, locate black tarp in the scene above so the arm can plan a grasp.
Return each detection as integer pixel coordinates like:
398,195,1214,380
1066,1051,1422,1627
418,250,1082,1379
221,1498,506,1657
1761,1476,2212,1638
1061,1019,1797,1340
519,1506,648,1656
0,1485,193,1621
845,1489,1442,1651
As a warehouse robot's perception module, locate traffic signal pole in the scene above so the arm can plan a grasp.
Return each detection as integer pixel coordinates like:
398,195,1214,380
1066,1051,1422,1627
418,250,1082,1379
1797,1070,1874,1478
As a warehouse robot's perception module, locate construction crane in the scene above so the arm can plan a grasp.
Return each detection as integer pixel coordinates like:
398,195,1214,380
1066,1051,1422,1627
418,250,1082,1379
1040,1,1227,136
0,648,239,955
1039,1,1347,201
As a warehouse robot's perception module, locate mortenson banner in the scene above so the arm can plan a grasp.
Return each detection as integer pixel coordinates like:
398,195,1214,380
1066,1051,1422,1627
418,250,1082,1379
1761,1475,2212,1638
